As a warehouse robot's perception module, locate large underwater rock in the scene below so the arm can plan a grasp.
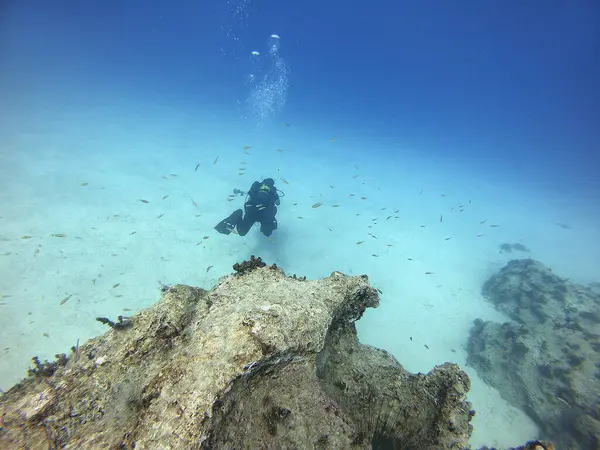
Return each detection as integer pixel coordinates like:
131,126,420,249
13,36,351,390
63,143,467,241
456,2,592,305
467,259,600,450
0,256,478,449
0,256,552,449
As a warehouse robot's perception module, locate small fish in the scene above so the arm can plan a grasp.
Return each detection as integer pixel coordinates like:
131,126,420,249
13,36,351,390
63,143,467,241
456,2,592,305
441,194,446,197
440,214,443,223
386,215,392,220
162,175,168,180
195,163,200,171
52,233,66,238
276,148,284,153
476,234,484,237
372,254,379,257
386,244,393,247
280,177,289,185
112,283,120,289
420,225,426,228
258,206,266,211
312,202,323,208
60,294,72,305
479,220,486,225
21,235,33,240
410,337,413,341
157,213,164,219
238,173,245,176
407,258,413,261
282,123,290,127
123,308,132,312
444,237,452,241
206,265,214,273
349,193,355,197
490,224,499,228
191,199,198,208
419,190,423,194
329,136,337,142
91,278,96,284
329,185,335,189
80,182,88,186
297,216,304,219
1,294,11,299
139,199,149,204
169,173,178,177
203,236,209,240
213,157,219,164
424,344,429,349
361,197,367,200
194,214,201,217
425,272,434,275
33,248,40,256
162,194,169,200
369,234,378,239
242,145,252,150
353,175,359,179
332,204,340,208
43,333,50,338
129,231,137,235
356,241,364,245
227,197,234,202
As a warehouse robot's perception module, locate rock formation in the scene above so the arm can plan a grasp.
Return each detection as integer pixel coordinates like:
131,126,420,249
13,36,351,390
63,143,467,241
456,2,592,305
467,259,600,450
0,256,554,449
0,257,478,449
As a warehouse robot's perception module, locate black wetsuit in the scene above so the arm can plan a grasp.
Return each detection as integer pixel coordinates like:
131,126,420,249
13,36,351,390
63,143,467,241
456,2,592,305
215,180,280,237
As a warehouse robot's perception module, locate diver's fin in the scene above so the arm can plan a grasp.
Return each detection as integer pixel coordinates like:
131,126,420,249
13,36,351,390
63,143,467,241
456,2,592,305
214,209,242,235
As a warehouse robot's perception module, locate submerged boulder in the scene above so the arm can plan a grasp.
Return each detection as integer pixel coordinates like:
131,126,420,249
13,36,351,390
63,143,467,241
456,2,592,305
0,257,492,448
468,259,600,450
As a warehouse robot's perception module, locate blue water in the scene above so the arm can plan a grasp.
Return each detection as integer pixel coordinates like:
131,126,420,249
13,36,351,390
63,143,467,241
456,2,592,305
1,1,599,448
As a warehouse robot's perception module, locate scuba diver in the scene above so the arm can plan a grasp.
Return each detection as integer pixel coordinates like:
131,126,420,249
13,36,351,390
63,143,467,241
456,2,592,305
215,178,282,237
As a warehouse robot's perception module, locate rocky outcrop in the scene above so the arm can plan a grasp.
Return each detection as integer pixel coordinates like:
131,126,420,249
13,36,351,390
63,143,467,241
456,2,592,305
0,257,477,449
467,259,600,450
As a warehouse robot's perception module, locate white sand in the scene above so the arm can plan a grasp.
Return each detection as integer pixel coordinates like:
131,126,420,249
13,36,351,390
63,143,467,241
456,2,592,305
1,96,599,448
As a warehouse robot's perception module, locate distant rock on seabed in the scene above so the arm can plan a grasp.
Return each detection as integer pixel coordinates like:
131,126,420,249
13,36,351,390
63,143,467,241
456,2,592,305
468,258,600,450
0,256,549,449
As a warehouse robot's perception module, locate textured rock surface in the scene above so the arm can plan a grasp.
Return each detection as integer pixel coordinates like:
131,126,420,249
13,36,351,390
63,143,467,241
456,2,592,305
467,259,600,450
0,259,478,449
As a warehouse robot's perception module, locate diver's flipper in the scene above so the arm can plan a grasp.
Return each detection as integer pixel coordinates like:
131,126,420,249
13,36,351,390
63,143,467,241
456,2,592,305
214,209,243,235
